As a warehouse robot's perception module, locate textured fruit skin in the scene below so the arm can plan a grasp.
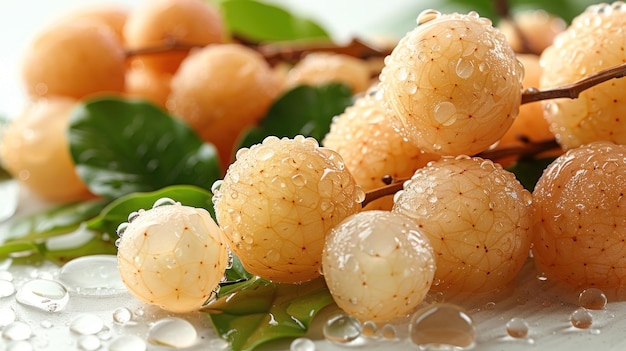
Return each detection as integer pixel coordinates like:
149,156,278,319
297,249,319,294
532,141,626,289
168,44,281,171
0,97,93,202
285,52,371,93
213,136,362,283
540,2,626,150
379,12,523,156
322,211,435,322
21,21,125,99
117,204,228,313
322,91,439,210
392,156,533,293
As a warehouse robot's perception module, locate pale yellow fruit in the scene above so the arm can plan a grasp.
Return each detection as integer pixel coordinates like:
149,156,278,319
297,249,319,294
124,0,225,74
117,203,229,313
498,10,566,54
168,44,281,170
21,21,125,99
61,4,129,43
0,97,93,203
285,52,371,93
125,66,172,108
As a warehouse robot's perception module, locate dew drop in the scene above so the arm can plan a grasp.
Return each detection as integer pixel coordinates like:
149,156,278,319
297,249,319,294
207,338,230,350
16,279,69,312
77,335,101,351
570,308,593,329
58,255,126,296
211,180,223,195
0,306,16,327
395,67,409,81
354,187,366,203
113,307,133,324
433,101,457,126
323,313,362,344
381,324,397,339
0,279,16,297
148,317,198,348
2,321,32,341
116,222,129,237
127,210,142,223
256,146,275,161
153,197,178,208
291,174,307,187
417,9,441,25
455,58,475,79
578,288,608,310
70,314,104,335
109,335,147,351
40,320,53,329
290,337,316,351
361,321,378,337
506,317,529,338
409,303,475,349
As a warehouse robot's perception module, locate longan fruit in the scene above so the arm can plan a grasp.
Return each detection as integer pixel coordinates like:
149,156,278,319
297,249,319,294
168,44,281,170
284,52,371,93
0,97,93,203
125,66,172,108
21,21,126,100
498,10,566,54
124,0,225,74
61,4,129,43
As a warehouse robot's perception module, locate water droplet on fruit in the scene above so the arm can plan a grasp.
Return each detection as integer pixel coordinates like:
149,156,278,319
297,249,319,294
153,197,178,208
395,67,409,81
354,187,366,203
116,222,129,237
211,180,223,194
207,338,230,350
417,9,441,25
0,279,15,297
0,306,16,327
290,337,316,351
409,303,475,349
291,174,306,187
16,279,69,312
58,255,126,296
468,10,480,18
2,321,32,341
506,317,529,338
113,307,133,324
109,335,147,351
578,288,608,310
70,314,104,335
256,147,275,161
433,101,457,126
455,59,474,79
148,317,197,348
570,308,593,329
323,313,362,344
128,210,142,223
404,81,418,94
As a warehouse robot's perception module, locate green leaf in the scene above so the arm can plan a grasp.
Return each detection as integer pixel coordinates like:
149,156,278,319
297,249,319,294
69,97,221,200
219,0,330,42
507,157,555,192
237,84,353,150
2,199,108,244
207,277,333,351
87,185,215,237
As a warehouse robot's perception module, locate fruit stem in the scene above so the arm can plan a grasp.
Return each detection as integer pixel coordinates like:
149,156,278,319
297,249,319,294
362,179,405,208
478,138,560,161
521,62,626,104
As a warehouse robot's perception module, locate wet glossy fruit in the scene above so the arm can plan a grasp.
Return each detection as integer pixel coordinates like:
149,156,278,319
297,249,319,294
212,135,363,283
285,52,371,93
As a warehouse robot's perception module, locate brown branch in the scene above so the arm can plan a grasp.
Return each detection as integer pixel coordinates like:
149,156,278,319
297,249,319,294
361,179,406,208
125,38,203,57
521,62,626,104
478,138,560,161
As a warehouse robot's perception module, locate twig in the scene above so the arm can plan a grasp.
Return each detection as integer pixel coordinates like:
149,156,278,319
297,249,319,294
521,62,626,104
477,138,560,160
361,178,406,208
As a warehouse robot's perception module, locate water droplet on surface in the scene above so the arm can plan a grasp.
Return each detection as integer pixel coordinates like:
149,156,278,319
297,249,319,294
77,335,101,351
207,338,230,350
290,337,316,351
40,320,53,329
148,317,198,348
109,335,147,351
16,279,69,312
381,324,397,339
2,321,32,341
433,101,457,126
7,340,33,351
578,288,608,310
570,308,593,329
113,307,133,324
58,255,126,296
70,314,104,335
0,279,16,297
455,59,474,79
417,9,441,25
323,313,362,344
153,197,178,208
409,303,475,349
0,306,16,327
291,174,307,187
506,317,529,338
0,270,14,281
361,321,377,337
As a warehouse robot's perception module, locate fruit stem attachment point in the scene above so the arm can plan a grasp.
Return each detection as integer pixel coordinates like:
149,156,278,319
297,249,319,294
521,62,626,104
362,179,406,208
